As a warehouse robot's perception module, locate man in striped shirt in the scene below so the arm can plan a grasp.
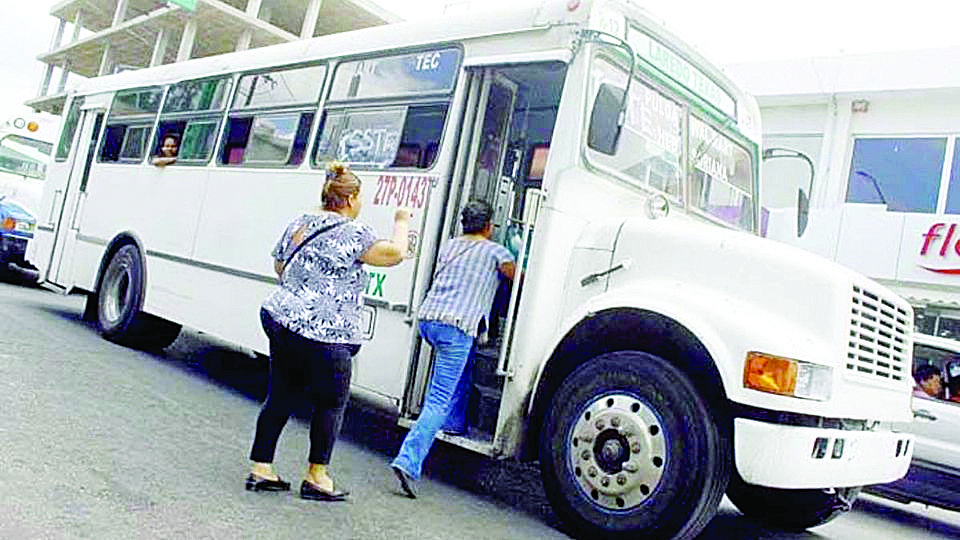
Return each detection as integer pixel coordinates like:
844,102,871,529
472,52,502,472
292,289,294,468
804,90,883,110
391,200,516,498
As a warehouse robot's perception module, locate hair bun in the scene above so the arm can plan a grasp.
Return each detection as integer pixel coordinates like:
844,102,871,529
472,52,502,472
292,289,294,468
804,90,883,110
326,160,348,178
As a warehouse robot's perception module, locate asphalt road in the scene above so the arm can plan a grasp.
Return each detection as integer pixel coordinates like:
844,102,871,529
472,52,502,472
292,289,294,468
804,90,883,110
1,280,959,539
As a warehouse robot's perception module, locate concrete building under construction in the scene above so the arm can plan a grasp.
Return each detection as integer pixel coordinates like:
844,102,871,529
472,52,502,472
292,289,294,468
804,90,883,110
30,0,400,114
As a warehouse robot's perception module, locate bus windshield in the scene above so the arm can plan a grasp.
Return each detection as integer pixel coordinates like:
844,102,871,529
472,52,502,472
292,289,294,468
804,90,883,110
0,134,52,180
584,52,756,232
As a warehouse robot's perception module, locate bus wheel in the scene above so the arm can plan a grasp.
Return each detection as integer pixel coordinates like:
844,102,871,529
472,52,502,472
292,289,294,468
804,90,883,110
96,244,180,349
539,351,729,540
726,470,859,531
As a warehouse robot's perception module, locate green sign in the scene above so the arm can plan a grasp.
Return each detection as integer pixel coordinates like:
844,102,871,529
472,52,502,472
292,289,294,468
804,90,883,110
168,0,197,12
626,28,736,119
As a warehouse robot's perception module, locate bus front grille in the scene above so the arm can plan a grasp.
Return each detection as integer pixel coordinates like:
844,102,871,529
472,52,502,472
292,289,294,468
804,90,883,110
846,285,911,386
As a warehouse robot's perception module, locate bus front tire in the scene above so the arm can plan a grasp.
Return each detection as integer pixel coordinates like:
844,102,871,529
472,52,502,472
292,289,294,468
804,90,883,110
539,351,729,540
726,470,859,531
96,244,180,349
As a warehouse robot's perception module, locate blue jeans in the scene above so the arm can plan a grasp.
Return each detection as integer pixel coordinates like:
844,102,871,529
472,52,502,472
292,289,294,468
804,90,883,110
391,320,475,480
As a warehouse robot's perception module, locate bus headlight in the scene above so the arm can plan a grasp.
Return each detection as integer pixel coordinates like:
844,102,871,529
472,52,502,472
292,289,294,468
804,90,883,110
744,351,832,401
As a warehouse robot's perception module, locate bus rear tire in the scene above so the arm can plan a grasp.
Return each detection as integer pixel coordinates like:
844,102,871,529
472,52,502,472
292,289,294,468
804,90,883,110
539,351,729,540
96,244,180,349
726,470,859,531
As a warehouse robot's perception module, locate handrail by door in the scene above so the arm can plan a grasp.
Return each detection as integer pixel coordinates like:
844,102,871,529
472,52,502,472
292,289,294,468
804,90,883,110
496,187,544,377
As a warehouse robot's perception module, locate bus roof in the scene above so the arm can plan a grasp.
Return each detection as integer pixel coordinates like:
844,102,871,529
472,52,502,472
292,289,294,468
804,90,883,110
68,1,581,96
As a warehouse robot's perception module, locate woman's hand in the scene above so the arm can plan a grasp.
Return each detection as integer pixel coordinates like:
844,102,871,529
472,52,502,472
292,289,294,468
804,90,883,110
360,208,413,267
395,208,413,223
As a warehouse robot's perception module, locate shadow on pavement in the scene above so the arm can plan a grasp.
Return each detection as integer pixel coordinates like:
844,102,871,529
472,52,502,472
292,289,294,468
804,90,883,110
29,309,899,540
854,497,960,538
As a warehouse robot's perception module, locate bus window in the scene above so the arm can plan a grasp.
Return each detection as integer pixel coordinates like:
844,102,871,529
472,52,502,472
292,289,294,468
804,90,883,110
153,76,232,165
329,48,462,101
585,57,683,201
313,104,448,169
690,115,755,230
55,96,84,161
220,113,314,166
0,135,51,179
233,65,326,109
220,65,325,167
100,87,163,163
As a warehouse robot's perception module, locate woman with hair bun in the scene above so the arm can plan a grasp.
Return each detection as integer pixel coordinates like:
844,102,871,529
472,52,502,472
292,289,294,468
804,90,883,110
247,161,411,501
390,199,515,499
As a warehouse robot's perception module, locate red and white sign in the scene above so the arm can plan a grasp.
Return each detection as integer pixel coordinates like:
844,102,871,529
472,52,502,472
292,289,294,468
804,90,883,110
919,223,960,274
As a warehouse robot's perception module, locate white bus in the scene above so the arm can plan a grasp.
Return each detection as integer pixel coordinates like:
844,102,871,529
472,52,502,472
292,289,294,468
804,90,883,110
30,1,915,537
0,113,57,216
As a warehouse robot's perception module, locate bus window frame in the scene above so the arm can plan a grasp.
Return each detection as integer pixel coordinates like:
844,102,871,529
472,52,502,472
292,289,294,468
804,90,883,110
55,96,85,162
310,46,462,172
687,112,757,232
219,62,327,169
583,51,686,206
152,75,234,166
98,86,165,165
220,110,315,168
582,49,760,233
326,47,463,104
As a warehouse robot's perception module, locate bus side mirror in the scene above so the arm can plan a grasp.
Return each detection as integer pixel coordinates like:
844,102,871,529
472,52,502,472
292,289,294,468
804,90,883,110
763,147,815,238
587,84,625,155
797,188,810,238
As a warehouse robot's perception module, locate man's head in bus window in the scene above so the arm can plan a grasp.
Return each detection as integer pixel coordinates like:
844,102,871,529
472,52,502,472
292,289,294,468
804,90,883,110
160,133,180,158
914,363,943,398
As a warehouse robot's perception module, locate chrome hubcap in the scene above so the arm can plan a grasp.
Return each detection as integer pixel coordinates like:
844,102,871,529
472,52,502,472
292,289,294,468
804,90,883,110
568,393,666,510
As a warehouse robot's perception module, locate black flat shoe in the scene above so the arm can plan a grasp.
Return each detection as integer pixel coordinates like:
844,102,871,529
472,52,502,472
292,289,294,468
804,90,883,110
392,465,417,499
300,480,349,501
245,474,291,492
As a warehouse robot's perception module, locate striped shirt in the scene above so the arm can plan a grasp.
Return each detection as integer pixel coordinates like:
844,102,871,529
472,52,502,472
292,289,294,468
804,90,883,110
418,237,514,337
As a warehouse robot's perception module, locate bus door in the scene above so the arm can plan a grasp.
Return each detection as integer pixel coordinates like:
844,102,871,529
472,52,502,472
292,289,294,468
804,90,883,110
45,102,106,288
403,62,563,444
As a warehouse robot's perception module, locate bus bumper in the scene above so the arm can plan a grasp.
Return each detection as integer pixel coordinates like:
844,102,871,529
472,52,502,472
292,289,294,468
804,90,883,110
734,418,913,488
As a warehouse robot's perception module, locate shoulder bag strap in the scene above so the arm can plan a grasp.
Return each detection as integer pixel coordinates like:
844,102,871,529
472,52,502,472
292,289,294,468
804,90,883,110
280,219,346,275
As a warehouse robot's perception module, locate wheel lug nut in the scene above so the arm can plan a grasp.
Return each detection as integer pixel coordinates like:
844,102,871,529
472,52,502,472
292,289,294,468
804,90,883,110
588,466,598,477
617,474,627,485
631,442,641,453
595,419,605,430
601,477,610,487
611,417,621,427
581,450,590,460
623,462,638,473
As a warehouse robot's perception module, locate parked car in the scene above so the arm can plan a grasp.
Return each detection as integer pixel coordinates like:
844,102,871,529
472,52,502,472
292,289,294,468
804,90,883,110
0,195,38,281
864,332,960,510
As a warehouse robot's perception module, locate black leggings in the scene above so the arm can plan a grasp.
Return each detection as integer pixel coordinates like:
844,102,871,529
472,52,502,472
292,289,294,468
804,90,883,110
250,308,359,465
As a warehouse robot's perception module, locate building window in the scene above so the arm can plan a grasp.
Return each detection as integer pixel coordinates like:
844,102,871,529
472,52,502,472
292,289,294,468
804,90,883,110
846,137,946,213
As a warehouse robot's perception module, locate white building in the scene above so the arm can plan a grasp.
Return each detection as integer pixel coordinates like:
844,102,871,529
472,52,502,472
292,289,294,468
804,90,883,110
727,47,960,337
30,0,400,114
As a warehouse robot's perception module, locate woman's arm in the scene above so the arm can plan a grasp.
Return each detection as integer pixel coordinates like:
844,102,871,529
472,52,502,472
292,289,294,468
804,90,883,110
152,156,177,167
360,209,412,267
